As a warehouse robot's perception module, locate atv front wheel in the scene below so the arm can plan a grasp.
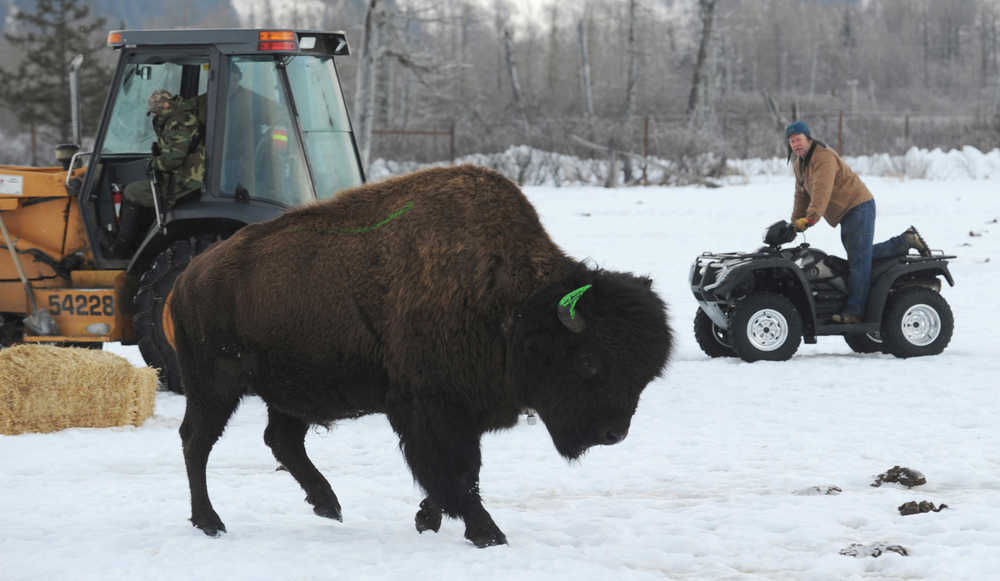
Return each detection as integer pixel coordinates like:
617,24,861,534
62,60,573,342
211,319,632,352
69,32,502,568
881,288,953,358
729,293,802,362
694,307,736,358
133,235,219,393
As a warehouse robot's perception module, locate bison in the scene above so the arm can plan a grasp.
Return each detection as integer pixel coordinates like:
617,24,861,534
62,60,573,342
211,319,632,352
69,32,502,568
169,165,672,547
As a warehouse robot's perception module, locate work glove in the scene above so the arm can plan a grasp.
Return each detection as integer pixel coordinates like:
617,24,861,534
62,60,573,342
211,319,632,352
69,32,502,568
794,217,812,232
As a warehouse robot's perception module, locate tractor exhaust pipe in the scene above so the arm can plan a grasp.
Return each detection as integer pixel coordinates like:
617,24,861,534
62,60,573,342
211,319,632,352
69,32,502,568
55,54,85,171
68,54,84,147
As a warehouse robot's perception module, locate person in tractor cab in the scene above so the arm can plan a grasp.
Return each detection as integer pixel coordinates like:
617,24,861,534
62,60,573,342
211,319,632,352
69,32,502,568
102,89,205,258
786,120,931,324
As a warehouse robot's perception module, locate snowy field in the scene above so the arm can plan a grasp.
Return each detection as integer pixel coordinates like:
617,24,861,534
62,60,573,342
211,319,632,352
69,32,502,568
1,173,998,580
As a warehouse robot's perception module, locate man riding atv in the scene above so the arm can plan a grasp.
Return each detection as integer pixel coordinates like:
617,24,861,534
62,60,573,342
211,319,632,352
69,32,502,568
785,121,930,324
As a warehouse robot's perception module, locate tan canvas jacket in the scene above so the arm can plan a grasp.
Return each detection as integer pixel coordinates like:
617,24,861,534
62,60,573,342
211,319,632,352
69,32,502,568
792,142,872,227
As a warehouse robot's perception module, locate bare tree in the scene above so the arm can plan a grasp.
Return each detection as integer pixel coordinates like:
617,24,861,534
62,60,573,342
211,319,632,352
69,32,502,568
181,0,1000,171
502,25,524,110
354,0,383,168
622,0,640,183
687,0,717,128
577,4,594,119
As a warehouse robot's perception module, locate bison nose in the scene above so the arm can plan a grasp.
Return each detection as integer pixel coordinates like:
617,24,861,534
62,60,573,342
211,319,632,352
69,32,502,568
602,428,628,445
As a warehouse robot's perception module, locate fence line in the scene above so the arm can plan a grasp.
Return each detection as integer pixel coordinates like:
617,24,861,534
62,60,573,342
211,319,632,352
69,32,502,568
369,110,999,164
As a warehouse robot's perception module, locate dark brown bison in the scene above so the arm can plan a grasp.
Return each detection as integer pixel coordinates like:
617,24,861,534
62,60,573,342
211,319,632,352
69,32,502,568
169,165,672,547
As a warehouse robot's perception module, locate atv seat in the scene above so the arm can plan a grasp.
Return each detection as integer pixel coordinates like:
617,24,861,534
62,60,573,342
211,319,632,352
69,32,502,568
871,256,908,281
824,254,913,283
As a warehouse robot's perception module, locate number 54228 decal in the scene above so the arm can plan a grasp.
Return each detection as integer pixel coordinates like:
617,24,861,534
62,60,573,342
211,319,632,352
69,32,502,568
47,294,115,317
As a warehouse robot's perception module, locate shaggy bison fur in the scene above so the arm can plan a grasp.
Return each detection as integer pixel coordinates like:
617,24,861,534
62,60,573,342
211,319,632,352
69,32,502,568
170,165,672,547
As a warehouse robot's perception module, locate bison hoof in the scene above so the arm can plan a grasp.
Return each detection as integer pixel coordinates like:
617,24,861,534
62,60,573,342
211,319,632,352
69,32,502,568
313,502,343,522
466,527,507,548
191,516,227,537
415,504,442,534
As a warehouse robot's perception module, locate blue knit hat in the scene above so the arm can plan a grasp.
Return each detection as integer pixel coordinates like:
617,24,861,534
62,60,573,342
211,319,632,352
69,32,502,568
785,121,811,139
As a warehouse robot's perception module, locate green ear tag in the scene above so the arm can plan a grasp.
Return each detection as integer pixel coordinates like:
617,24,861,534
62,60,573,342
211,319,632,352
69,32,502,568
558,284,592,319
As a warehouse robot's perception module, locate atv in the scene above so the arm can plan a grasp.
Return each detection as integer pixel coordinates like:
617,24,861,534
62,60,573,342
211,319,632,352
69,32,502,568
689,220,955,362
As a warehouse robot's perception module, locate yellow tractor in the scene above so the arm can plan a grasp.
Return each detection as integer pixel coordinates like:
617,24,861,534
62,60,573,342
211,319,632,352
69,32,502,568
0,29,364,392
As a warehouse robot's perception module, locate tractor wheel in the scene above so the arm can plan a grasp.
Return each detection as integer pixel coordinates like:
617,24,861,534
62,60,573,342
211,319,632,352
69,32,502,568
694,307,736,358
133,235,219,393
880,288,953,358
843,331,885,354
729,293,802,363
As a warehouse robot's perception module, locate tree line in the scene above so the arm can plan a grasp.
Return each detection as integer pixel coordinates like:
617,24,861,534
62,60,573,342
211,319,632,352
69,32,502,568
2,0,998,174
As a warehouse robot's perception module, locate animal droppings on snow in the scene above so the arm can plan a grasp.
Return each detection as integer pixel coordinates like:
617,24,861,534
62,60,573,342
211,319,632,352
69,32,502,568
793,485,843,496
899,501,949,515
871,466,927,488
840,543,909,558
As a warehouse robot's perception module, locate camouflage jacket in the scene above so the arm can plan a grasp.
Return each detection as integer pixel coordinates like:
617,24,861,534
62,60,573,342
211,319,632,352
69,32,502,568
151,96,205,206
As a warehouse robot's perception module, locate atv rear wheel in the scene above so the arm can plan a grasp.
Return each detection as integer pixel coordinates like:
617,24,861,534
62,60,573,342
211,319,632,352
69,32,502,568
881,288,953,358
844,331,884,354
694,307,736,358
133,235,219,393
729,293,802,362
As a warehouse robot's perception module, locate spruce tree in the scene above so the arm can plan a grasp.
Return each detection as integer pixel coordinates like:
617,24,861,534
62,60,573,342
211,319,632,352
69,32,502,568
0,0,111,154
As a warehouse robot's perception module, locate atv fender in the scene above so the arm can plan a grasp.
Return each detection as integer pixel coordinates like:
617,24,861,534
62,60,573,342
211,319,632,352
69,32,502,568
865,259,954,323
713,257,818,339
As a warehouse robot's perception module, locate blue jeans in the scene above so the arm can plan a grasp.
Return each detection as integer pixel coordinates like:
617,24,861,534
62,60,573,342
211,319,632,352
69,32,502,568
839,200,908,317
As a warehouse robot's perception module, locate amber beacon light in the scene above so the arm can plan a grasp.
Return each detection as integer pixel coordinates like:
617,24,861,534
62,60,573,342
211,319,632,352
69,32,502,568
259,30,297,51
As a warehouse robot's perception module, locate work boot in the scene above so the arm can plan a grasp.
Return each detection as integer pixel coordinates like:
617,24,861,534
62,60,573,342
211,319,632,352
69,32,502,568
904,226,931,257
101,200,143,258
832,312,861,324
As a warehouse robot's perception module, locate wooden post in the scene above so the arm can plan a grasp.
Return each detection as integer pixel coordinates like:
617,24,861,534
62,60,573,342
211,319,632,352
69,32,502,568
449,120,456,162
837,111,844,154
904,114,910,144
642,116,649,186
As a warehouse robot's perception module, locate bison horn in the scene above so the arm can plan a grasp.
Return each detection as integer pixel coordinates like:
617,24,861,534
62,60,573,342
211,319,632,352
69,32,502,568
557,284,591,333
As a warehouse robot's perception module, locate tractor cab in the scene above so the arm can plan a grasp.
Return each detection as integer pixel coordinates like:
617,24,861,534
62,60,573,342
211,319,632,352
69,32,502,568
77,29,364,269
0,29,362,378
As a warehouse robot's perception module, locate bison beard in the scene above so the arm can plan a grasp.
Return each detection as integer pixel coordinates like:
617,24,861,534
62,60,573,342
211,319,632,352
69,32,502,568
170,165,672,548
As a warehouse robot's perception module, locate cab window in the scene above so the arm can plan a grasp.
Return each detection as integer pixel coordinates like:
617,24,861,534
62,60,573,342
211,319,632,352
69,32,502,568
219,56,313,207
284,55,363,199
102,58,208,155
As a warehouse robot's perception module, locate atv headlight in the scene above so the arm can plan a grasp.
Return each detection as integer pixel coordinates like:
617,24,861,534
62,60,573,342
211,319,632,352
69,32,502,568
704,259,750,291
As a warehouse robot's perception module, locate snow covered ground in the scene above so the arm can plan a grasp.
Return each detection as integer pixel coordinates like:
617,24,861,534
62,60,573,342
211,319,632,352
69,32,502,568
2,173,998,580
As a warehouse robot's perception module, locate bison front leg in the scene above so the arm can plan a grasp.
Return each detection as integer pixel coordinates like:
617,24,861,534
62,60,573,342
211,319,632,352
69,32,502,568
263,407,342,521
415,496,442,533
178,375,243,536
389,404,507,548
174,328,249,537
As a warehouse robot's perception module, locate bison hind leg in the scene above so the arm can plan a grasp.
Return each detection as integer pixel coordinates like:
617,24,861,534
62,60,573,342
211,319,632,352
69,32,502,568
415,497,442,534
263,406,342,522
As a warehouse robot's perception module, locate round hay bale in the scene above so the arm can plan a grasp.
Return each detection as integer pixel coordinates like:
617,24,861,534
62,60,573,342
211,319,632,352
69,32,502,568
0,344,158,435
